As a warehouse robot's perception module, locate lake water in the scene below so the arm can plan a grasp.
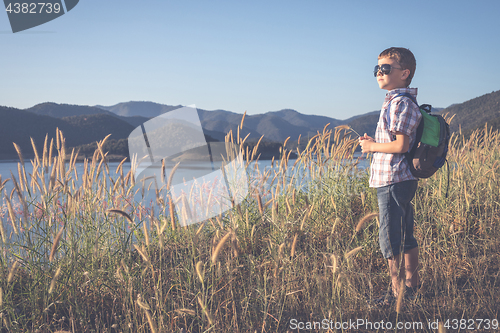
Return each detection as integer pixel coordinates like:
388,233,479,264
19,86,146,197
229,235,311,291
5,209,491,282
0,159,291,196
0,158,302,224
0,154,367,231
0,153,368,198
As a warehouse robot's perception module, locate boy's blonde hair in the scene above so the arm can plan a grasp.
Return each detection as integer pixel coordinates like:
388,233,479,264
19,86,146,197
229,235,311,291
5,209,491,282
378,47,416,86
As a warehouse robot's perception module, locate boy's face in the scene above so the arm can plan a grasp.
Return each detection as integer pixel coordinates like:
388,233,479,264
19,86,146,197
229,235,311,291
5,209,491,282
376,57,409,91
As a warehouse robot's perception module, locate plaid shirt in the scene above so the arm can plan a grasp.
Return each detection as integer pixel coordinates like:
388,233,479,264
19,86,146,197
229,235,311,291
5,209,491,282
369,88,422,188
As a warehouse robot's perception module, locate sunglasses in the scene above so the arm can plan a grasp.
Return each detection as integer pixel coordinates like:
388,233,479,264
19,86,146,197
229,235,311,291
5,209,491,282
373,64,404,77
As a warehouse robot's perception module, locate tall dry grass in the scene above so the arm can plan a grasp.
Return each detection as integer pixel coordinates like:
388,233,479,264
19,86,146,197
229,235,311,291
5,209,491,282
0,121,498,332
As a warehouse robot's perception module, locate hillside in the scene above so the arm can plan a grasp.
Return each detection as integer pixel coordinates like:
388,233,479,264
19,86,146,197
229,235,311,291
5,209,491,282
99,102,346,142
2,89,500,160
268,109,344,129
27,102,149,128
200,111,324,143
459,115,500,139
27,102,116,118
26,101,344,143
0,108,134,159
96,101,182,118
61,114,134,144
439,90,500,133
346,111,380,138
0,106,68,158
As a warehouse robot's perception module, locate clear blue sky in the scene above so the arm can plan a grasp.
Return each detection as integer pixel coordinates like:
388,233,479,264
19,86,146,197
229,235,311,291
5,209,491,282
2,0,500,120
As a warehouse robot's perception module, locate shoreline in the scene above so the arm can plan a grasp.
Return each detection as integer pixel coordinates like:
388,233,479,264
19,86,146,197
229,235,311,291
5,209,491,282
0,155,129,163
0,152,297,163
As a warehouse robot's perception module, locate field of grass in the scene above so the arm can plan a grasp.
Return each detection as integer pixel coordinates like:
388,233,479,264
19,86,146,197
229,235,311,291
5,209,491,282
0,119,499,332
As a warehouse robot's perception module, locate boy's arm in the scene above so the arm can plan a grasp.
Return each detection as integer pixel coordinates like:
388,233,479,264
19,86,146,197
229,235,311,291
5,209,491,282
359,132,409,154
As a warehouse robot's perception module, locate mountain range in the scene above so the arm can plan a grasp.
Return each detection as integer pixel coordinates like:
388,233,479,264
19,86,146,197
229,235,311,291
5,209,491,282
1,89,499,160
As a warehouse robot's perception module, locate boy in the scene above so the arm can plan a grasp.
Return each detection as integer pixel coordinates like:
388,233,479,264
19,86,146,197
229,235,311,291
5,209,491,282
359,47,422,306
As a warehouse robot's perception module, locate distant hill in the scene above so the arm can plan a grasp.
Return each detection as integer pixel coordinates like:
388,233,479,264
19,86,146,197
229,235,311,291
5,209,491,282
96,101,182,118
199,110,329,143
266,109,343,129
438,90,500,133
0,107,134,159
1,102,352,160
347,111,380,138
27,102,149,128
61,114,134,144
27,102,116,118
97,102,346,143
1,106,67,158
2,89,500,161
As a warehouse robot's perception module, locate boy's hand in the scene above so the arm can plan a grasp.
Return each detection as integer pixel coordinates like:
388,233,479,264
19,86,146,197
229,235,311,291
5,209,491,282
359,133,375,153
359,132,409,154
359,133,374,141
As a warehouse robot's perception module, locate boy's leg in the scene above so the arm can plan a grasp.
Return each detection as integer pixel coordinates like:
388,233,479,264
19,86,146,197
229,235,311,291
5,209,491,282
402,180,419,289
388,254,405,296
377,180,419,297
404,246,419,288
387,247,419,297
377,184,403,298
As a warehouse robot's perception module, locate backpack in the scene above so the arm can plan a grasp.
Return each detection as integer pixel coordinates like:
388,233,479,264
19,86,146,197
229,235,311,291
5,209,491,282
392,93,451,181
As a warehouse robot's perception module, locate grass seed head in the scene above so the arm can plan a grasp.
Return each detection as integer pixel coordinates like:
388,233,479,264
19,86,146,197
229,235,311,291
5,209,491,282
355,212,379,233
278,243,286,260
175,308,196,316
49,266,62,294
106,209,134,224
331,217,340,234
330,254,339,275
0,216,7,244
5,193,19,235
257,193,263,215
7,261,19,284
212,232,232,264
344,246,363,260
290,233,299,258
195,261,205,283
49,226,65,262
136,295,150,311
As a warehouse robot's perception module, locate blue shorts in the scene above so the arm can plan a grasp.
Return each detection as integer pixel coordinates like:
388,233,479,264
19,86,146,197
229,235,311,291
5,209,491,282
377,180,418,259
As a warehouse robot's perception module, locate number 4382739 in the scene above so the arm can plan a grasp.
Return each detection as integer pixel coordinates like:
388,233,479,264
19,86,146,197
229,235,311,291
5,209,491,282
444,319,499,330
5,3,62,14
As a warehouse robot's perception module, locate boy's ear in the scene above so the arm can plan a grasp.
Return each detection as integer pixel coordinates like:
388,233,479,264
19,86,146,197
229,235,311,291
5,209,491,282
400,68,410,81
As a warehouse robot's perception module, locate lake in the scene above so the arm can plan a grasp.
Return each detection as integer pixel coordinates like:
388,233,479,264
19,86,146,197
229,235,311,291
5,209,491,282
0,153,368,198
0,153,367,232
